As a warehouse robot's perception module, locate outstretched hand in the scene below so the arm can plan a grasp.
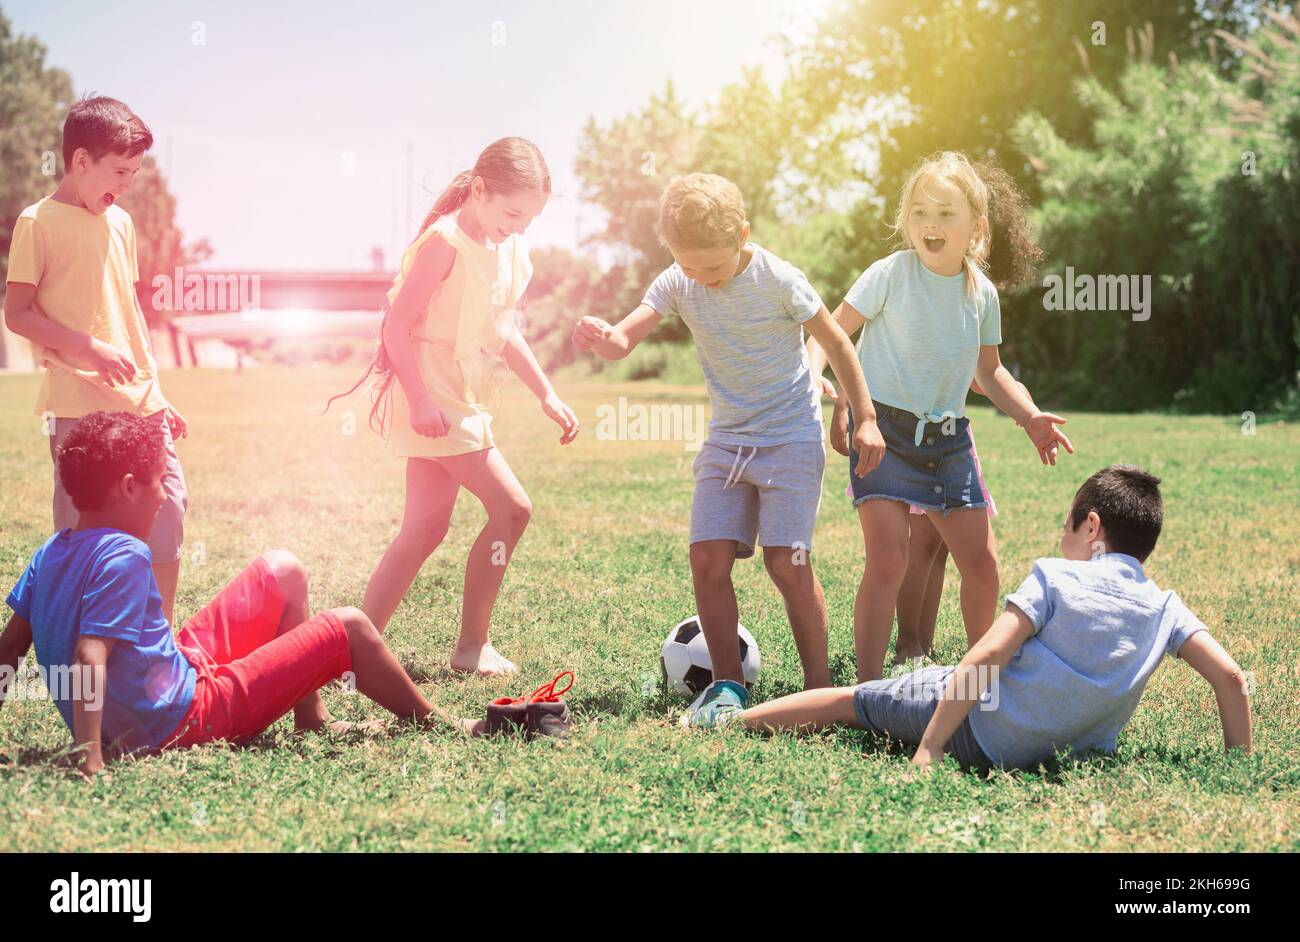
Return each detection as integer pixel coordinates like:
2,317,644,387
571,316,613,351
1024,411,1074,466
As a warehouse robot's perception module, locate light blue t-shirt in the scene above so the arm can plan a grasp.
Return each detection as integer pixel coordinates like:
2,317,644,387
845,250,1001,444
6,528,196,754
643,244,825,447
969,554,1207,768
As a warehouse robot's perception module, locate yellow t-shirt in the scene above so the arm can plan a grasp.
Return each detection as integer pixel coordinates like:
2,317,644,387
6,197,168,418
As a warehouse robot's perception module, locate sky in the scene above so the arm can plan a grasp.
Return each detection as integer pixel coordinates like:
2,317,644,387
8,0,831,270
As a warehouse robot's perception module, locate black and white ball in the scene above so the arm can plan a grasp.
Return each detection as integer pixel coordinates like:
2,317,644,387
660,615,761,697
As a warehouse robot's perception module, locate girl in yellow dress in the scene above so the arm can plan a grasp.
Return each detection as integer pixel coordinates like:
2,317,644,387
334,138,578,675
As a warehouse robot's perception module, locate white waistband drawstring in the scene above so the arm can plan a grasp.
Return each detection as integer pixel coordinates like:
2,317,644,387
723,445,758,488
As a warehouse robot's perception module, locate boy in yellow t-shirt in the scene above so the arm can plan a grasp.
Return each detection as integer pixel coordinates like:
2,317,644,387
3,96,189,624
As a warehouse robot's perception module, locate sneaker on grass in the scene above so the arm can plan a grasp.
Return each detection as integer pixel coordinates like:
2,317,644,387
679,679,750,728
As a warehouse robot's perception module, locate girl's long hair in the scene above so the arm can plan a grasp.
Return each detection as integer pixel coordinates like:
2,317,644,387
325,137,551,434
891,151,1043,294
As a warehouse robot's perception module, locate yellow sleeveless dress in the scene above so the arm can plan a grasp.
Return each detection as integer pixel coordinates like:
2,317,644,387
386,213,533,458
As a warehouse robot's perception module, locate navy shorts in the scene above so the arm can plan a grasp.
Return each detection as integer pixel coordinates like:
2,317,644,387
852,666,991,768
847,401,988,515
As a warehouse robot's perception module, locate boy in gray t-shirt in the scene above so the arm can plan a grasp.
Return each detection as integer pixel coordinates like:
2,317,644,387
573,173,884,726
730,465,1253,770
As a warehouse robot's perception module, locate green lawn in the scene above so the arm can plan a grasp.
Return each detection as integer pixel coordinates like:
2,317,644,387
1,365,1296,851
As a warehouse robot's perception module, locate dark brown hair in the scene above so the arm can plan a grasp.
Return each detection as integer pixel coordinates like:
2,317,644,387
326,137,550,433
1070,465,1164,563
58,411,165,512
62,96,153,168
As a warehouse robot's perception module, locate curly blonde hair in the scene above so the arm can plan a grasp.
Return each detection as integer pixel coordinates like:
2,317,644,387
656,173,747,252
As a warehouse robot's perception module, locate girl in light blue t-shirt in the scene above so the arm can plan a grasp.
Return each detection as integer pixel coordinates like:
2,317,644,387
808,152,1074,683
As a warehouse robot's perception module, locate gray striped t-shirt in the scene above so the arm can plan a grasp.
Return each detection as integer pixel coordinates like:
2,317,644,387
642,244,825,447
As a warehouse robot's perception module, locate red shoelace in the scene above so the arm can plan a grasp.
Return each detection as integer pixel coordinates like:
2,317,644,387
490,670,574,706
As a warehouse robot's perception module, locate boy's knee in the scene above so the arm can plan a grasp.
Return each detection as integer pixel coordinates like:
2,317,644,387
690,543,735,584
333,606,378,641
763,549,812,592
263,550,308,601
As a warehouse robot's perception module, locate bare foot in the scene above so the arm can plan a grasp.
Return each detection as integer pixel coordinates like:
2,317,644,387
892,647,926,666
414,705,485,735
888,655,935,678
449,642,518,676
293,704,335,735
297,717,385,736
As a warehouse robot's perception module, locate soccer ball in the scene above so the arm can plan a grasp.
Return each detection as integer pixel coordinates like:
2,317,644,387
660,615,761,697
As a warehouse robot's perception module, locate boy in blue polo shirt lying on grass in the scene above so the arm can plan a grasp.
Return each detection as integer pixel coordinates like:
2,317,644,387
727,465,1253,770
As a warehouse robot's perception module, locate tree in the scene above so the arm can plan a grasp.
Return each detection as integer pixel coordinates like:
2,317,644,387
521,245,623,372
117,155,213,329
1,8,211,368
785,0,1252,208
694,66,790,233
1011,9,1300,411
778,0,1258,358
0,8,74,366
574,81,700,339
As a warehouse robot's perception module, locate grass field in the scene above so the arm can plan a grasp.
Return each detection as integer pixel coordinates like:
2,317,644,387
1,365,1297,852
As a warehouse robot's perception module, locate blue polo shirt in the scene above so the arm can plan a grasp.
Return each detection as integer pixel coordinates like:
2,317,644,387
969,553,1207,768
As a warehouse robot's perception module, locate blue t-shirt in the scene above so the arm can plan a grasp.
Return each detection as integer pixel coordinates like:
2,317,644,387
845,250,1001,440
642,244,825,447
6,529,196,753
968,554,1207,768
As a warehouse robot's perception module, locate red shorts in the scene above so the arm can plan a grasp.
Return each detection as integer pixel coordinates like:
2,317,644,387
162,557,352,748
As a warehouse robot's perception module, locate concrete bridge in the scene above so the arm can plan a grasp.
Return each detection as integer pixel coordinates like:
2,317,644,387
1,269,395,371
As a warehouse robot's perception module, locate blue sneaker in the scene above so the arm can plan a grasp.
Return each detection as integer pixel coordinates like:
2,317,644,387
679,679,750,728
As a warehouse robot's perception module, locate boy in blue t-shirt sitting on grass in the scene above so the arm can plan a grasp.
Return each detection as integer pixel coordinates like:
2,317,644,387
0,411,478,779
730,465,1253,770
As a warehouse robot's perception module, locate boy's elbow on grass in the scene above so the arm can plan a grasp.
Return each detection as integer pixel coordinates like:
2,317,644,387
1217,672,1253,753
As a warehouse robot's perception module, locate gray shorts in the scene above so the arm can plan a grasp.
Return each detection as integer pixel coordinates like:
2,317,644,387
690,439,825,559
853,666,991,768
50,411,189,563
